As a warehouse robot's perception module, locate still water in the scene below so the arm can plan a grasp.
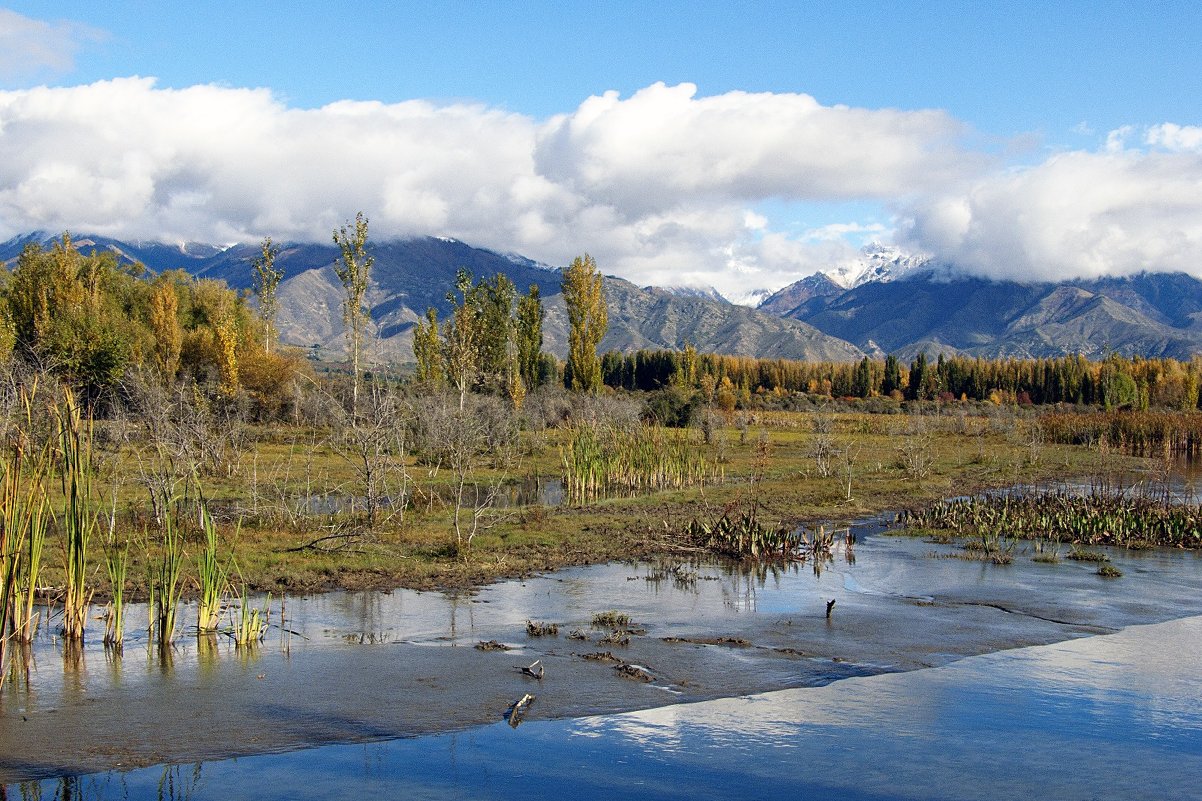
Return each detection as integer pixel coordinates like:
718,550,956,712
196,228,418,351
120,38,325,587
3,520,1201,799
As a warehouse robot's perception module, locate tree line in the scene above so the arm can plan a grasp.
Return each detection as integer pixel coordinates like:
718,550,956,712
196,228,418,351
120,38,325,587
599,348,1202,410
8,227,1199,416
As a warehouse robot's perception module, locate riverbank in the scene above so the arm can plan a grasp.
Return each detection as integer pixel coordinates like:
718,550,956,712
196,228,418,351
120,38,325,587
4,516,1201,784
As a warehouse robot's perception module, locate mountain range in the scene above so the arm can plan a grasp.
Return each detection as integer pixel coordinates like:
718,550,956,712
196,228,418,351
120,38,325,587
0,233,860,364
4,233,1202,363
759,245,1202,361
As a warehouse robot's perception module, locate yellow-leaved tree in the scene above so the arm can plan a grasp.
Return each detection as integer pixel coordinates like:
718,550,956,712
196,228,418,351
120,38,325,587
562,254,607,393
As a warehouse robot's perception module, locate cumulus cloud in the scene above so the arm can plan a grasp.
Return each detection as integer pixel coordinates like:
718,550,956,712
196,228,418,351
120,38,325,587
535,82,978,212
1,76,1200,297
901,134,1202,282
0,9,105,82
0,77,984,299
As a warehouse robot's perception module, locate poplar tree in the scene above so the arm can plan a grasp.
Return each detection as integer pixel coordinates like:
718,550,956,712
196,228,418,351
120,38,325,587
332,212,374,410
413,307,444,384
515,284,544,390
442,268,482,410
562,253,607,393
251,237,283,355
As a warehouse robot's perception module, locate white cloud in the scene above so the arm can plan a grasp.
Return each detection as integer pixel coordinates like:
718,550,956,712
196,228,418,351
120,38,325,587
0,78,982,299
1,76,1200,296
535,82,979,211
1145,123,1202,152
901,140,1202,282
0,9,105,82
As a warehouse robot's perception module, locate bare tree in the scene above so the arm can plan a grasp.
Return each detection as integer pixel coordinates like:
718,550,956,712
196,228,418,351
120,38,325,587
327,380,410,529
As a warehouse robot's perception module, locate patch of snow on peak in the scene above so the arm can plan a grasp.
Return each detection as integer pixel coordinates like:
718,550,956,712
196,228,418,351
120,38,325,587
824,243,931,289
657,285,731,304
729,287,773,307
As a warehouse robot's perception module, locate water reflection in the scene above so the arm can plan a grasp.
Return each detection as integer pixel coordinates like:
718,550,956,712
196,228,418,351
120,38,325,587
8,616,1198,800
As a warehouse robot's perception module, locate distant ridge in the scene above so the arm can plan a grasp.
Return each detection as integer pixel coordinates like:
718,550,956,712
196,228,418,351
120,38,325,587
0,233,863,365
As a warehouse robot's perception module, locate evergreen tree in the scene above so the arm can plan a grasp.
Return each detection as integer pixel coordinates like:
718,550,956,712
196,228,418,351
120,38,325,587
882,354,902,396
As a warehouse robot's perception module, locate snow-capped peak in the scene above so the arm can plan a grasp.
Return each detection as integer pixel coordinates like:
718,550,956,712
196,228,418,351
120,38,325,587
823,243,930,289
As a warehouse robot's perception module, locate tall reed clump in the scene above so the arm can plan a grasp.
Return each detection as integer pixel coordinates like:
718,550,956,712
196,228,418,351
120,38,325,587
1041,409,1202,457
148,508,185,646
56,389,96,642
561,425,714,504
1,446,51,686
195,505,231,633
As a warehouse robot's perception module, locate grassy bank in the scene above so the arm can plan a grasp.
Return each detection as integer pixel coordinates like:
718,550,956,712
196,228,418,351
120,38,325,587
13,406,1134,607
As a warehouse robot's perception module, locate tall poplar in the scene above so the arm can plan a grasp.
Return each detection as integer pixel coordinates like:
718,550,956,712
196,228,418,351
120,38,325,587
515,284,544,390
251,237,283,355
562,254,607,393
332,212,374,410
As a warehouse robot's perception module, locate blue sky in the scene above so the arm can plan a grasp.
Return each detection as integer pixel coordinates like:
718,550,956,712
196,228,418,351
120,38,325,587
1,2,1200,297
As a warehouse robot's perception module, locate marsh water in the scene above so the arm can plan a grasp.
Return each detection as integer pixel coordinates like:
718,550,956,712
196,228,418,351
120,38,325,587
3,516,1202,799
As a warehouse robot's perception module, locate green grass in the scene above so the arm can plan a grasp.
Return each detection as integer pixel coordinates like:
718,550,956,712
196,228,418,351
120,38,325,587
8,409,1143,598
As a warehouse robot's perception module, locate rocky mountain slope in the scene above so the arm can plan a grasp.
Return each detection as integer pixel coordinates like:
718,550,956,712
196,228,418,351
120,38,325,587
760,267,1202,360
0,233,862,364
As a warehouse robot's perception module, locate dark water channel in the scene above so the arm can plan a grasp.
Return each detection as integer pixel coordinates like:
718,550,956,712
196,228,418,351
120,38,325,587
3,518,1201,798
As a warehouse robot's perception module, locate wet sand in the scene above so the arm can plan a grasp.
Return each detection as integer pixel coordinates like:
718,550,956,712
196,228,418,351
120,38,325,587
3,524,1201,783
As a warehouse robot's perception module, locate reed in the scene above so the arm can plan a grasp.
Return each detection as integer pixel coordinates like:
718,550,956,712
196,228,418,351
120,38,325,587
149,511,185,645
561,424,714,504
1041,409,1202,457
56,389,96,642
195,505,232,633
102,508,128,648
2,449,50,653
231,586,269,648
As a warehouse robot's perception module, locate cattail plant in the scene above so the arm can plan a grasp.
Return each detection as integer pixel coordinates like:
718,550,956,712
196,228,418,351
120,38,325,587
149,511,185,646
56,389,96,642
232,585,269,648
102,505,128,648
195,505,231,633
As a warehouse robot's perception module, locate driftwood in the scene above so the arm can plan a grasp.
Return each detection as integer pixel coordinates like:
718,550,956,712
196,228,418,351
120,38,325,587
519,659,544,679
506,693,536,727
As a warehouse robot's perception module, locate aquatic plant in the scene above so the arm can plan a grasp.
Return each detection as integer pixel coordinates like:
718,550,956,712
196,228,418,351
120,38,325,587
526,620,558,636
900,489,1202,550
1097,564,1123,578
591,611,631,629
560,424,715,504
102,509,128,648
56,389,96,642
232,587,269,648
2,450,50,648
1066,546,1110,563
196,505,232,633
149,510,185,645
1041,410,1202,457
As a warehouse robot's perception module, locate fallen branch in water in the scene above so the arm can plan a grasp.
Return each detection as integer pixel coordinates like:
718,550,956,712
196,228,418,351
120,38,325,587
506,693,536,727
